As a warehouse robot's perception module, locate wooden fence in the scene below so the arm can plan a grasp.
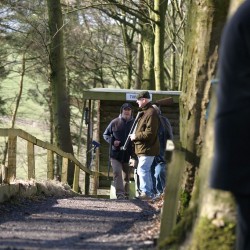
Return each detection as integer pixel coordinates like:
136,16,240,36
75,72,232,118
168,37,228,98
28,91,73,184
0,128,94,194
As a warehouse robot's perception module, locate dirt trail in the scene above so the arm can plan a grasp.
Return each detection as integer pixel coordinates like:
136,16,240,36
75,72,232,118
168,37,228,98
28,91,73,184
0,195,161,250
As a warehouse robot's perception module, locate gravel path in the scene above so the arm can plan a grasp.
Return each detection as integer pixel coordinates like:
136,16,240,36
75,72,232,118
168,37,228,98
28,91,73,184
0,195,161,250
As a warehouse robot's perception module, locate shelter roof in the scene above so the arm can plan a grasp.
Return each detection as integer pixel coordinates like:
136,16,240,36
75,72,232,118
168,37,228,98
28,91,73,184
82,88,181,102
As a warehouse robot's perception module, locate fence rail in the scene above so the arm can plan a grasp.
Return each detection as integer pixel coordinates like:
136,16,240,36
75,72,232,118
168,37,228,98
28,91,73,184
0,128,94,194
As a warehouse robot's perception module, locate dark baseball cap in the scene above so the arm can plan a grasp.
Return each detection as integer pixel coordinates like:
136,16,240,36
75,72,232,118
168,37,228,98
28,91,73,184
121,103,133,110
136,91,150,99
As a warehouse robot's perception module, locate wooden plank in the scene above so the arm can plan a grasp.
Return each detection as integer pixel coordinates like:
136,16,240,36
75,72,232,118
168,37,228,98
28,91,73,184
47,150,54,180
0,128,95,198
36,139,50,149
7,135,17,183
159,149,185,242
67,153,92,175
18,129,36,144
36,139,92,175
27,141,35,179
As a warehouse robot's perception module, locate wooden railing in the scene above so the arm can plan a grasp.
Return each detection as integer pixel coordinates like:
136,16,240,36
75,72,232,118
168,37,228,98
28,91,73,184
0,128,94,194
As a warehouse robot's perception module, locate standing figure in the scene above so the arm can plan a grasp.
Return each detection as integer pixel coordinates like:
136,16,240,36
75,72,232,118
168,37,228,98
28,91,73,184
130,91,160,200
103,103,135,200
210,1,250,249
151,104,173,197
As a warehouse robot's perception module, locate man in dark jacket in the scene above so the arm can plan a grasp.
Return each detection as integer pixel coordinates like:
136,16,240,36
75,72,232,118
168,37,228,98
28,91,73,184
103,103,135,200
130,91,160,200
210,1,250,249
151,104,173,197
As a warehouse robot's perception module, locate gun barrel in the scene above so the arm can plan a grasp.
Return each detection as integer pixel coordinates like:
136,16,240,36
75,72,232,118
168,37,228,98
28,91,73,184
122,111,143,151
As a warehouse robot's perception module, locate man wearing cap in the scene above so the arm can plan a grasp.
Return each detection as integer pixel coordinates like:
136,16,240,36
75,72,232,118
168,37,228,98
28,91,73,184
130,91,160,200
103,103,135,200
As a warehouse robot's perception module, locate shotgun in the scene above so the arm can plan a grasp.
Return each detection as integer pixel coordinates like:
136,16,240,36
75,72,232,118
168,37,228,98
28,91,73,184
121,111,144,151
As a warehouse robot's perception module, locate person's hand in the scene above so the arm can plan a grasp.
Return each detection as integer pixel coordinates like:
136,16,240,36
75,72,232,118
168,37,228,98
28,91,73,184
130,134,135,141
129,158,138,168
114,140,121,147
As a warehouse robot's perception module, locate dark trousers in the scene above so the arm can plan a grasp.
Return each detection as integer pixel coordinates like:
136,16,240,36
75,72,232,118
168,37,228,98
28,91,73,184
234,194,250,250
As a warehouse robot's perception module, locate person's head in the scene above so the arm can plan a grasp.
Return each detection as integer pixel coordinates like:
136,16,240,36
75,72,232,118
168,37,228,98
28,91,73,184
120,103,133,120
152,104,161,115
136,91,151,108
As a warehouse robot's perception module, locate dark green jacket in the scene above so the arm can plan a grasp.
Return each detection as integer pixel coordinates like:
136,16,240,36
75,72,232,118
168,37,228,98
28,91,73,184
133,102,160,156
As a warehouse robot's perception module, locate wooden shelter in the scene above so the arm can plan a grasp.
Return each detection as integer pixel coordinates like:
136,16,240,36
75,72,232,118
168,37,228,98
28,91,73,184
81,88,181,195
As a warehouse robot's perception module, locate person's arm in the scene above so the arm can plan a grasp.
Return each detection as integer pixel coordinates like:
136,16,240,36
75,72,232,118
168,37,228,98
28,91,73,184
103,122,113,143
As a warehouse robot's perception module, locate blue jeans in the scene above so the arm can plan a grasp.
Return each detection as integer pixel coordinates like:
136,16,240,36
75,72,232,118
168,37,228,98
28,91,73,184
151,162,166,195
137,156,155,197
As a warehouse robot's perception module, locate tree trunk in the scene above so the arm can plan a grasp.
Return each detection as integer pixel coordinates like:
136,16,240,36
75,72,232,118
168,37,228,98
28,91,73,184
154,0,168,90
140,0,155,90
159,0,240,249
121,22,134,89
47,0,74,186
141,23,155,90
135,33,143,89
186,80,236,250
179,0,229,202
186,0,245,248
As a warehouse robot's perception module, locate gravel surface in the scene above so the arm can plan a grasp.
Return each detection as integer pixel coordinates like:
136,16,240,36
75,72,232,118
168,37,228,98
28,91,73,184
0,195,161,250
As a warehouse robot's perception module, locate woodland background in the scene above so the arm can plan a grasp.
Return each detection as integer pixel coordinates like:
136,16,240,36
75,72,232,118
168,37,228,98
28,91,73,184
0,0,245,249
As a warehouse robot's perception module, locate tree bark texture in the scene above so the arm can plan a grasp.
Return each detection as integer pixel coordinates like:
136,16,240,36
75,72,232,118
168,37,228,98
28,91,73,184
121,22,134,89
47,0,74,185
187,89,236,249
186,0,246,248
179,0,229,197
159,1,241,248
154,0,168,91
135,33,143,89
140,0,155,90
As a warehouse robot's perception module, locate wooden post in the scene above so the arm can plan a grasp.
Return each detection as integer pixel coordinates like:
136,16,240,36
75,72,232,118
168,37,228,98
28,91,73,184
47,150,54,180
61,157,68,184
27,141,35,179
158,149,185,243
73,164,80,192
1,164,7,183
7,135,17,183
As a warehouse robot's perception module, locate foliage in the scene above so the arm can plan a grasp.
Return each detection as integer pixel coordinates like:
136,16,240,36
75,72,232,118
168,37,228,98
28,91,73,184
0,0,187,148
